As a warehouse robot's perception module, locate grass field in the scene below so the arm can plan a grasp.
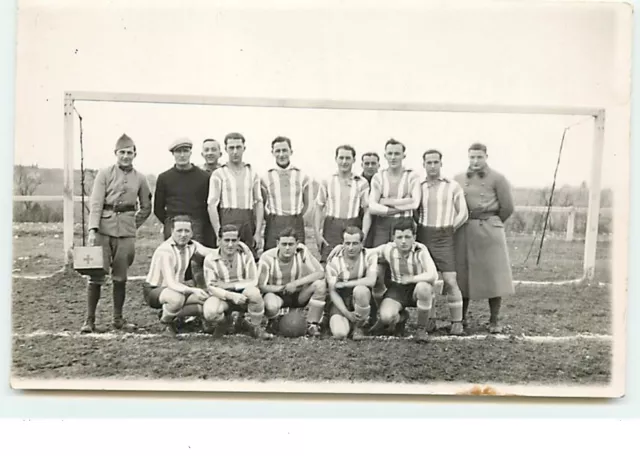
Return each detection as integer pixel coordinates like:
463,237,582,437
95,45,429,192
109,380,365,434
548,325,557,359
11,221,613,389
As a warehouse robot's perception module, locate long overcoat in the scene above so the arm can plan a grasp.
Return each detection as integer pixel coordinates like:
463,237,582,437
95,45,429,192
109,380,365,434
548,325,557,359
453,166,515,299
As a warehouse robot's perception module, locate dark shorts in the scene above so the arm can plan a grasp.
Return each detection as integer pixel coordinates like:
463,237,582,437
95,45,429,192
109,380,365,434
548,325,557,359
143,282,166,309
272,291,308,309
363,214,377,248
320,216,362,263
328,288,373,317
383,282,418,309
219,208,257,257
264,214,306,250
417,225,456,272
89,234,135,284
371,216,414,247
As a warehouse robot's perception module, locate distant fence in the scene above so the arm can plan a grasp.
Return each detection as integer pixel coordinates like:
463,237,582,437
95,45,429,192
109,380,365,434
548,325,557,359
13,195,612,241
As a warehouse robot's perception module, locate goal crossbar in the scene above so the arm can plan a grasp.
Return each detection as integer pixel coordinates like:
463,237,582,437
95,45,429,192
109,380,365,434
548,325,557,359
61,91,607,281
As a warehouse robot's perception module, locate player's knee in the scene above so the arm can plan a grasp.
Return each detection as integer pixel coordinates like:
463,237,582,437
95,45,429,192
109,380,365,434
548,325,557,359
414,282,433,300
243,286,263,303
330,315,350,339
379,304,398,324
311,279,327,298
202,297,225,322
161,289,186,311
264,294,282,317
353,285,371,306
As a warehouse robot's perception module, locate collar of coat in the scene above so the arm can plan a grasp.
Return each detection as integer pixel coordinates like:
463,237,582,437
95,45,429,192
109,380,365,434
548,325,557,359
466,166,490,178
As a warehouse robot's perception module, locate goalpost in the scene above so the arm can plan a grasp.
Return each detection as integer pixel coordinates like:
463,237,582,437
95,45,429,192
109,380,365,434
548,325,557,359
61,91,606,282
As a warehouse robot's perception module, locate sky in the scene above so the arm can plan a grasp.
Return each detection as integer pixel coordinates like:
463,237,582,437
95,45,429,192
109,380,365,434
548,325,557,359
13,1,632,189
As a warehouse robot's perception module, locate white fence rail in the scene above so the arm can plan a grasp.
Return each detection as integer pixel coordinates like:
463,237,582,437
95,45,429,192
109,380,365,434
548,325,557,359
13,196,612,243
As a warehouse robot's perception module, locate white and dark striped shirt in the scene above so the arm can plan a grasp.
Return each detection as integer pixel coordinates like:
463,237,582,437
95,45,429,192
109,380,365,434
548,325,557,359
261,164,310,216
370,169,421,218
203,242,257,287
418,177,468,229
375,242,437,284
258,244,317,286
146,238,203,288
316,173,369,219
325,247,378,283
208,164,263,210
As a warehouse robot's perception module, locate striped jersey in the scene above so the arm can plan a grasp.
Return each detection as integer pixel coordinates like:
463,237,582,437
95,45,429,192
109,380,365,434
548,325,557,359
203,242,257,287
325,247,378,282
370,169,421,218
208,164,263,209
146,238,202,287
418,177,469,228
316,173,369,219
258,244,316,286
376,242,437,283
261,164,310,216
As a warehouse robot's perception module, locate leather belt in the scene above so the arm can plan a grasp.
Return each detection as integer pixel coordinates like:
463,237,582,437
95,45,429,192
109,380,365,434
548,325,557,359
103,204,136,213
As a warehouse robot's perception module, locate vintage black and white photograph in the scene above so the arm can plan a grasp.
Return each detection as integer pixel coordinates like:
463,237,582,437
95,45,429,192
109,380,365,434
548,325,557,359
10,0,631,397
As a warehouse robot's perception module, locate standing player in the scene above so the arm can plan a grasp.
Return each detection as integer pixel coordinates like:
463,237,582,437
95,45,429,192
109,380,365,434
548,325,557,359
201,224,273,340
153,138,213,285
201,138,222,175
314,144,371,263
370,219,438,341
208,132,264,258
261,136,311,250
325,226,378,340
368,138,422,310
454,143,515,334
417,150,469,336
143,215,215,334
81,134,152,333
258,227,327,337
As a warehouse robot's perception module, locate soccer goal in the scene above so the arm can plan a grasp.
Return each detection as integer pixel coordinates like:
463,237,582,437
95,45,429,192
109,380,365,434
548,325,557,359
28,91,607,283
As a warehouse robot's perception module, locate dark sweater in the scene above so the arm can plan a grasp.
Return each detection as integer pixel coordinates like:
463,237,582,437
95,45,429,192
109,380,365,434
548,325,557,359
153,164,211,223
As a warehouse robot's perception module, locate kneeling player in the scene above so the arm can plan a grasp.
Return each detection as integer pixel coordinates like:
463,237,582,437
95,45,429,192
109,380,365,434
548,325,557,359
371,218,438,341
258,227,327,337
325,226,378,340
143,215,216,334
201,224,272,340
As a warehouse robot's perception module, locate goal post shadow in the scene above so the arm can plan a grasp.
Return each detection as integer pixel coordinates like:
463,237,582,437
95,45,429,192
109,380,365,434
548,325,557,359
56,91,606,285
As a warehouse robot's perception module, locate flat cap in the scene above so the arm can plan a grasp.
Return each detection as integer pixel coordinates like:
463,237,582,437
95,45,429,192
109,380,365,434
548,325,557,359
169,137,193,152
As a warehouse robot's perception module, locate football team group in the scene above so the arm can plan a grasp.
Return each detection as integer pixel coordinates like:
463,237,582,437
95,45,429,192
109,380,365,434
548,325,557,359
79,132,515,342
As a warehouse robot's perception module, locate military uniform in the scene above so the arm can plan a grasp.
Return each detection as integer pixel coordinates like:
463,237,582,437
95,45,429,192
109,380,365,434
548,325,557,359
453,166,515,300
81,134,152,332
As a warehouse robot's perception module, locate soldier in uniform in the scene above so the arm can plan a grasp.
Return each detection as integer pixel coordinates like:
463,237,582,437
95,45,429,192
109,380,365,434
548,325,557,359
454,143,515,334
81,133,152,333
